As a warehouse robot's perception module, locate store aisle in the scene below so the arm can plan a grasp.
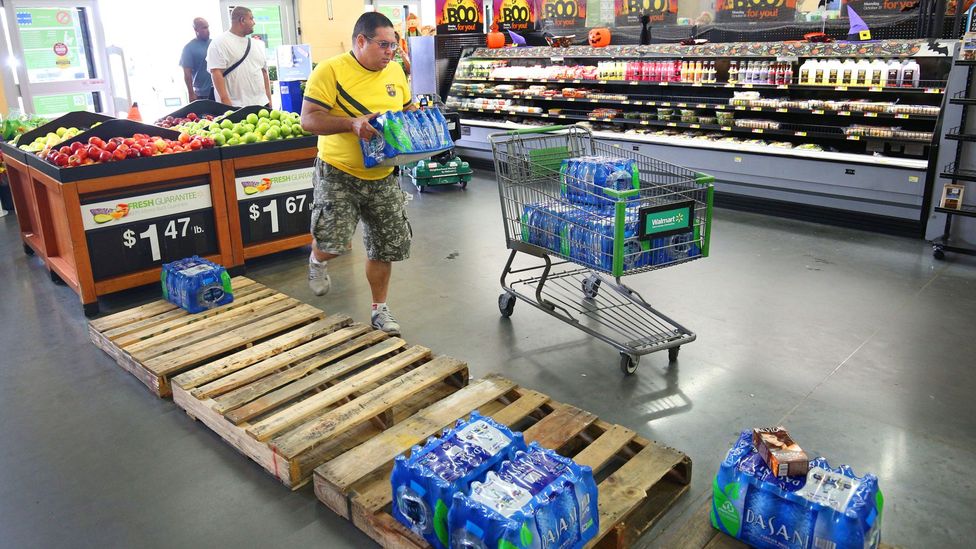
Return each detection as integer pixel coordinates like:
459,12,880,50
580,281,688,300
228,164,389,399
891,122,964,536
1,171,974,548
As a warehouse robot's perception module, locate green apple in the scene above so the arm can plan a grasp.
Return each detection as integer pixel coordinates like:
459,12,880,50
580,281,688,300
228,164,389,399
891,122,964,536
221,128,234,140
227,136,241,146
244,132,258,144
264,127,280,140
246,113,259,125
245,123,256,133
269,119,281,127
213,133,227,146
270,110,281,120
258,108,270,118
220,119,233,129
55,127,68,137
256,123,270,134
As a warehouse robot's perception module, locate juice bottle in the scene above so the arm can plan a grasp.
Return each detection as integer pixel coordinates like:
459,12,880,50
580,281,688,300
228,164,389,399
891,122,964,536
886,59,902,87
901,59,921,87
729,60,739,84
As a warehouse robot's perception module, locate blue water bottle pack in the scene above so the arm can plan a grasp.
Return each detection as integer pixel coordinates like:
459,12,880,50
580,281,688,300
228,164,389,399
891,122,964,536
559,156,639,208
712,431,884,549
447,442,599,549
391,412,526,549
160,256,233,314
361,107,453,168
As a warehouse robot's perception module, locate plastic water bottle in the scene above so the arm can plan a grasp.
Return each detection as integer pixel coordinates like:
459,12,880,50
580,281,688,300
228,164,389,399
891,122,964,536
384,111,413,152
430,108,452,147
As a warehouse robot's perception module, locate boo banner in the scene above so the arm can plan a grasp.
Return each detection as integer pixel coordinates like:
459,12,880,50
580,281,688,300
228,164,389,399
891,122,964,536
537,0,587,29
493,0,535,31
715,0,796,22
436,0,484,34
614,0,677,26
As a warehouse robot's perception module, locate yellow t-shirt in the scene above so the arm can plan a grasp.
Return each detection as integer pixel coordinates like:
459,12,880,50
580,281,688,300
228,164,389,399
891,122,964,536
304,51,412,180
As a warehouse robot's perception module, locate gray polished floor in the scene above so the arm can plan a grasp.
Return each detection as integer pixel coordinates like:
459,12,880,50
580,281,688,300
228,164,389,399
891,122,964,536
1,172,974,548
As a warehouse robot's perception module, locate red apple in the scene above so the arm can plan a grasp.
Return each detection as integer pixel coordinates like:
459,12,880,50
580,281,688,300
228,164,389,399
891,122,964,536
87,136,105,148
98,150,112,163
71,141,85,152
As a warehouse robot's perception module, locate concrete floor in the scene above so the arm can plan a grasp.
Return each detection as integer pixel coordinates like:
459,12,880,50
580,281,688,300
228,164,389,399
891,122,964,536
1,171,975,548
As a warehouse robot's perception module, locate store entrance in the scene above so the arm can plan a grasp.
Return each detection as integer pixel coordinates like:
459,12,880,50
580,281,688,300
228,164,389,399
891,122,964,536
0,0,114,116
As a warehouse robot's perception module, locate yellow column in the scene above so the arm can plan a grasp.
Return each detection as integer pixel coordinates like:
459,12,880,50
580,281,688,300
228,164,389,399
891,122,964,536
300,0,369,62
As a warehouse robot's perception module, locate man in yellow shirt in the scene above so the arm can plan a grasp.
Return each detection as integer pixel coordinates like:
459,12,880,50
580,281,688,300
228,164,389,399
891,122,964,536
301,12,413,336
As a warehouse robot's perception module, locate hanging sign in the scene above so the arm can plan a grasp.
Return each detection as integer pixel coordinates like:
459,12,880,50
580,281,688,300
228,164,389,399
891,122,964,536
436,0,485,34
842,0,914,16
493,0,535,31
715,0,797,22
614,0,678,26
538,0,587,29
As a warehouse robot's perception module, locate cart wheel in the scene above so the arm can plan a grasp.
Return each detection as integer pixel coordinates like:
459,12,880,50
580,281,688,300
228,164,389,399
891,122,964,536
933,246,945,261
581,275,601,299
668,347,680,362
619,353,639,376
417,185,426,193
498,292,516,318
23,243,35,256
459,180,467,190
83,302,100,318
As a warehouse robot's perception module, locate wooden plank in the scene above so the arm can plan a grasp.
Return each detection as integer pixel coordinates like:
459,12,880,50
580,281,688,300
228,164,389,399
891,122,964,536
177,320,362,394
246,344,427,441
649,494,718,549
212,330,389,414
271,356,468,460
141,303,324,376
104,281,267,343
573,424,636,473
316,375,518,497
88,276,253,332
523,404,598,451
350,503,427,549
594,443,689,542
225,336,407,424
126,293,298,359
490,389,550,427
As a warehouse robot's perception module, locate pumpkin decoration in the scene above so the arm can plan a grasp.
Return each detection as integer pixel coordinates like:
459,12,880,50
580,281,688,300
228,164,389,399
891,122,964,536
588,27,611,48
487,21,505,49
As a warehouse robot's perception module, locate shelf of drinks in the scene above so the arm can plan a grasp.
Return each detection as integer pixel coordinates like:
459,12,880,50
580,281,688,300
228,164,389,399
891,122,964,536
450,92,939,122
458,117,928,170
453,107,934,146
452,77,945,95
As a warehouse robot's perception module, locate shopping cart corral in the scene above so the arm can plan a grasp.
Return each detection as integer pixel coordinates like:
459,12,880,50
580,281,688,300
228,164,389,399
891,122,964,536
490,125,714,375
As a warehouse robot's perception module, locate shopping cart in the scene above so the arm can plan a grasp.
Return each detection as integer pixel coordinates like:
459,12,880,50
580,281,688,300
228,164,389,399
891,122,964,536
489,125,714,375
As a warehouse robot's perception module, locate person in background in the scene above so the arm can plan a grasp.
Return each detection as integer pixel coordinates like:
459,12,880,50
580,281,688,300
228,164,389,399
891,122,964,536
394,31,411,76
206,6,272,107
300,12,414,336
179,17,213,101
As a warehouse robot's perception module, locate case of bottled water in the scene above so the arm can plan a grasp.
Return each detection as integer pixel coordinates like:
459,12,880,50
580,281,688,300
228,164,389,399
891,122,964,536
160,256,233,314
360,107,454,168
559,156,639,208
391,412,526,549
713,431,883,549
447,442,599,549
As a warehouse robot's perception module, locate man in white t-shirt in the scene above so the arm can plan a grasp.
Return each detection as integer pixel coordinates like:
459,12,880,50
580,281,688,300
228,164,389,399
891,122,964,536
206,6,272,107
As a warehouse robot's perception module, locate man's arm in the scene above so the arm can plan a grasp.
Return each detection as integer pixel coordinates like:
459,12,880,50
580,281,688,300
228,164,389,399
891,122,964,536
211,69,231,105
183,67,196,101
262,67,272,106
301,99,379,139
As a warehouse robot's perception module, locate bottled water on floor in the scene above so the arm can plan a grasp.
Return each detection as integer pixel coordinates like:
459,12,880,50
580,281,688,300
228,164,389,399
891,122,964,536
160,256,233,314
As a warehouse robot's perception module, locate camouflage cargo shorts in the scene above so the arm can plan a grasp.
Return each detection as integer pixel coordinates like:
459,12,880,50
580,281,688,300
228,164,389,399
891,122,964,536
310,159,411,262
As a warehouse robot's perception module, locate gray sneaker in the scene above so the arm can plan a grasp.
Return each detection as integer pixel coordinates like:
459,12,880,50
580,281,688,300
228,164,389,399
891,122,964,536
308,259,331,296
371,305,401,336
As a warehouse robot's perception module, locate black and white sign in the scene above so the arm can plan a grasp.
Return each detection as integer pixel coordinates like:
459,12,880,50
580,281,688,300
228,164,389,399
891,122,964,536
82,184,218,281
236,167,314,244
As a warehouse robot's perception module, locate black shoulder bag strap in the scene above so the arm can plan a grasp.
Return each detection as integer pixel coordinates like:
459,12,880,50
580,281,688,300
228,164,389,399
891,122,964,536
222,38,252,77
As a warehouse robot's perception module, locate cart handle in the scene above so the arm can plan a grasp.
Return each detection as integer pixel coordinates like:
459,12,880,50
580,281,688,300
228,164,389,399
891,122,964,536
503,124,572,135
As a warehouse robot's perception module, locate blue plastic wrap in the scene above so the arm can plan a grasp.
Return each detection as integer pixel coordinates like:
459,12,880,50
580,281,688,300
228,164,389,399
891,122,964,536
391,412,526,549
712,431,884,549
559,156,638,208
160,256,233,314
360,107,453,168
448,443,599,549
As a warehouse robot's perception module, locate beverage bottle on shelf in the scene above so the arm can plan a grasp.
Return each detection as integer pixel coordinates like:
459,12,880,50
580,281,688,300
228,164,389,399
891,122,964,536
798,60,811,84
784,62,794,85
869,59,886,87
759,62,769,84
768,62,778,85
827,59,841,85
706,61,716,83
653,60,663,82
902,58,921,87
841,59,856,86
671,59,681,81
855,59,871,87
741,61,751,83
813,60,825,85
680,60,689,82
728,60,739,84
886,59,902,87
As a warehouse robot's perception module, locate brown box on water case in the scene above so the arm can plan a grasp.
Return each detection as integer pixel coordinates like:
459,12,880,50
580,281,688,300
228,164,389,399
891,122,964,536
753,427,809,478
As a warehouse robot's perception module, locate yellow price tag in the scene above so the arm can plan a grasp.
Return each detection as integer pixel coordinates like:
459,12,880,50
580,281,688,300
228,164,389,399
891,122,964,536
865,112,878,117
812,110,825,115
776,108,788,113
640,120,649,125
667,122,677,127
896,114,909,119
847,135,860,141
839,111,851,116
795,131,807,137
662,102,671,107
721,126,732,131
752,128,764,134
690,124,701,129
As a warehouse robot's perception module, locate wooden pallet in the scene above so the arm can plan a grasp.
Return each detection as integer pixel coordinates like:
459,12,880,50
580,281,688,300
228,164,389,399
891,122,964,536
88,277,332,397
313,375,692,549
170,323,469,490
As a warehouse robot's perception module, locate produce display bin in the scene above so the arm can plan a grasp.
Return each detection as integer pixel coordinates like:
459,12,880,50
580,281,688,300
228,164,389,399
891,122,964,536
221,140,318,263
0,111,115,164
2,151,45,257
160,99,235,121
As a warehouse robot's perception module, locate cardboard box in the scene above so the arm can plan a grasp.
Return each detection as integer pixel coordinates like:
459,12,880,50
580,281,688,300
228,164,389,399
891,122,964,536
752,426,809,478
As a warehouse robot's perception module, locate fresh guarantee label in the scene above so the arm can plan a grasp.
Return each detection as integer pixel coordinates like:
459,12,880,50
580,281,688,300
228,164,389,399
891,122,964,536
81,184,212,231
235,167,313,200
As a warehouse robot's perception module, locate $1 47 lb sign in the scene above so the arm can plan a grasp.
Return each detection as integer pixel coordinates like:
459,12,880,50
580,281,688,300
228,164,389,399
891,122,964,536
81,184,218,281
236,166,314,245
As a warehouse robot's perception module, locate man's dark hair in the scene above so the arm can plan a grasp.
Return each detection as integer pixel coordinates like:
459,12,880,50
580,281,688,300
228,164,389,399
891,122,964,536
352,12,394,43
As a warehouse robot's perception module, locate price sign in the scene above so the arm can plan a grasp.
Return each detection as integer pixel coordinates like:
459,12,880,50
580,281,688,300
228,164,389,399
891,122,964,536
236,166,314,245
82,184,217,281
716,0,796,22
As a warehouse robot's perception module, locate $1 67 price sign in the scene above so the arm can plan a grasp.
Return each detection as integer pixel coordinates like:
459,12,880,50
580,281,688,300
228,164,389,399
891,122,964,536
82,184,218,281
236,167,315,245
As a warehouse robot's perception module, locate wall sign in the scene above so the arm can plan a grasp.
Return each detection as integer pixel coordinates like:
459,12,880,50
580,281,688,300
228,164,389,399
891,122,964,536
715,0,796,22
436,0,485,34
236,167,314,245
538,0,587,29
493,0,535,32
614,0,677,26
82,184,218,281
